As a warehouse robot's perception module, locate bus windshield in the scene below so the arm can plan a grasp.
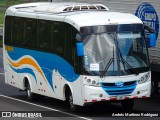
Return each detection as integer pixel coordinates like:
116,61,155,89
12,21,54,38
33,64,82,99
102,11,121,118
83,31,150,76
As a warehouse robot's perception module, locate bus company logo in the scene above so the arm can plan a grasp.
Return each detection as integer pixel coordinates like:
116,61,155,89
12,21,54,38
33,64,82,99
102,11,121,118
135,3,159,40
2,112,11,117
115,82,124,88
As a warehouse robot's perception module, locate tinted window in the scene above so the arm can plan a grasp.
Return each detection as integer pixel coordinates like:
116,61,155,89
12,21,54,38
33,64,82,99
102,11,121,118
50,22,64,54
23,19,36,47
4,16,12,45
64,23,81,73
12,18,23,45
37,20,50,49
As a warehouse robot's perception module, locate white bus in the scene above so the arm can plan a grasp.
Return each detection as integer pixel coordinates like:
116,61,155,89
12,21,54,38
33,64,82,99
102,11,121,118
3,2,156,111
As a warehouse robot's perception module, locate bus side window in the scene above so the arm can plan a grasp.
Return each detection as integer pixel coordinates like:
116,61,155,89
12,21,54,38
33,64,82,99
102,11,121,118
23,19,36,47
64,23,72,62
37,20,49,49
50,22,55,51
12,17,23,45
4,16,12,45
50,21,65,56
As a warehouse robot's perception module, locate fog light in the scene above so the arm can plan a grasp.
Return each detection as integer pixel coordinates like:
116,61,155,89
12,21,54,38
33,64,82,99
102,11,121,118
97,83,100,86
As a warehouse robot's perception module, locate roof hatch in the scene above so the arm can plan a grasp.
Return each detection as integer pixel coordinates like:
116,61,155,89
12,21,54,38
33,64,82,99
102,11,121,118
33,3,109,13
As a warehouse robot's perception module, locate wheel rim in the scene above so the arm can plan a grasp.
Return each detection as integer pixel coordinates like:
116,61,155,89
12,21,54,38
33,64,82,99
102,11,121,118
27,83,31,98
69,94,74,110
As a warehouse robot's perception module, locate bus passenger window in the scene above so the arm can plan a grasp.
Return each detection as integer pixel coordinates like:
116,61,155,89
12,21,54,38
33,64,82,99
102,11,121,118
23,19,36,47
12,18,23,44
64,23,72,60
4,16,12,45
50,22,64,54
37,21,49,49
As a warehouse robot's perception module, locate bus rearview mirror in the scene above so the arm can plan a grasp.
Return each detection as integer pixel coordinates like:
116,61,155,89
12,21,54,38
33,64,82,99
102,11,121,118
76,42,84,56
149,33,156,47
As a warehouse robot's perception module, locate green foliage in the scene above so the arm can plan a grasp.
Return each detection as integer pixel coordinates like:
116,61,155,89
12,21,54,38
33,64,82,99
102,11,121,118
0,12,5,27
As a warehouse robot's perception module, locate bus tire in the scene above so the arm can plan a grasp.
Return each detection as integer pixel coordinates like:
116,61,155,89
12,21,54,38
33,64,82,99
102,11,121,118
65,87,79,111
151,81,155,95
26,81,35,101
121,99,134,111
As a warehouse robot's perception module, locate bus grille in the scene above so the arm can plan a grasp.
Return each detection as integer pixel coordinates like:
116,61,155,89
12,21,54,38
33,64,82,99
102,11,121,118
101,81,137,96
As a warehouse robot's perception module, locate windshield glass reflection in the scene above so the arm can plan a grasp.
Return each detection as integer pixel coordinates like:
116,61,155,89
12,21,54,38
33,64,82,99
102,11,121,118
83,32,149,76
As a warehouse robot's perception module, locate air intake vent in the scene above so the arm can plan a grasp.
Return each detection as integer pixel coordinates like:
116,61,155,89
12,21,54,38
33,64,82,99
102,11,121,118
63,4,109,12
101,81,137,96
33,3,109,13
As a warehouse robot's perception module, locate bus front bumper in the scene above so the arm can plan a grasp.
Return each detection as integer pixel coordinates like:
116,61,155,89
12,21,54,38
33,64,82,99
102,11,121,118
83,81,151,103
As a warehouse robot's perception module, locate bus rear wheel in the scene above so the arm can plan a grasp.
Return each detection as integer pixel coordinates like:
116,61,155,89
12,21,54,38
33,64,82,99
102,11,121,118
26,81,35,101
121,99,134,111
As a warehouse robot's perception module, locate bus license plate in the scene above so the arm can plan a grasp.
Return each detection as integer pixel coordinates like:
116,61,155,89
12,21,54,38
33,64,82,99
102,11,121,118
117,96,124,100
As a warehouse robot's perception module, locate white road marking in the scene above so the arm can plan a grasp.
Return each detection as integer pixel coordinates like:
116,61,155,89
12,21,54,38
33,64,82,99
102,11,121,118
0,94,92,120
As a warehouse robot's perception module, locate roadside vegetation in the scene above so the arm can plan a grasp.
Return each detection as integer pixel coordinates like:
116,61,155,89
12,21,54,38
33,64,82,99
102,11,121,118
0,0,23,27
0,12,5,27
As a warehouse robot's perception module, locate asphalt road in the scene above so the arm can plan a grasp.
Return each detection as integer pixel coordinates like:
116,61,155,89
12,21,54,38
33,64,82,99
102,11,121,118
0,47,160,120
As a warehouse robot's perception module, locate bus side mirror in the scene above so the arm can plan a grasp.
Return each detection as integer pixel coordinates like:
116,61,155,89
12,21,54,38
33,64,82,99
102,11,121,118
144,25,156,47
76,42,84,56
76,33,84,56
150,33,156,47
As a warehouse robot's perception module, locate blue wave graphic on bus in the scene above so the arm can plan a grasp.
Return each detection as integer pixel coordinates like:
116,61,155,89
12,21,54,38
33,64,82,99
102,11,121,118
9,65,37,83
7,47,80,91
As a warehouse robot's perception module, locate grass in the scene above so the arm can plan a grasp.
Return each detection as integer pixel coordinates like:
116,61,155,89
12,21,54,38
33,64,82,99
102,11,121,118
0,12,5,27
0,1,6,6
0,0,24,27
0,0,23,6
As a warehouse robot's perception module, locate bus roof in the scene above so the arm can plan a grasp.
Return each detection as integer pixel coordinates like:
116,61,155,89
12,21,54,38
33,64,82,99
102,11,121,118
6,2,142,31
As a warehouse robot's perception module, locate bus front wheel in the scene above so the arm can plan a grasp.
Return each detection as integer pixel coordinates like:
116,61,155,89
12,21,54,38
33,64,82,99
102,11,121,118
121,99,134,111
65,87,79,111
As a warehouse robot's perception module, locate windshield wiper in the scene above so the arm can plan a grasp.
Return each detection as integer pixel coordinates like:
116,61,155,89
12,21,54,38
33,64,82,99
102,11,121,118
120,58,139,75
100,47,114,78
100,58,114,78
100,47,115,78
117,46,139,75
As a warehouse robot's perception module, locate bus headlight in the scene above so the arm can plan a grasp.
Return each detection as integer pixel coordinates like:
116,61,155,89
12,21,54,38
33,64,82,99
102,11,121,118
138,72,150,84
84,77,100,86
